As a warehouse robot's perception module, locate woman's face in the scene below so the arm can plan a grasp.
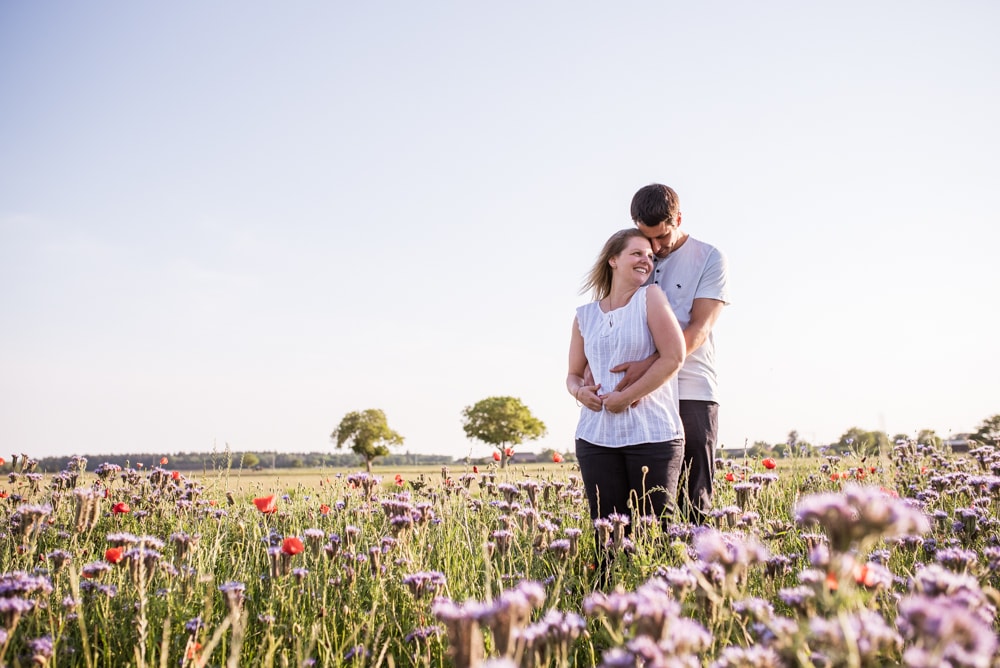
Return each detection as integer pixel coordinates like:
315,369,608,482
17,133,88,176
611,236,655,287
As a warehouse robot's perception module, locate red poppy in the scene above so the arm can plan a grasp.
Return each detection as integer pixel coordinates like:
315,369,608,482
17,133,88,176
0,490,7,499
171,471,180,481
869,466,877,473
319,504,331,515
105,547,125,564
472,465,479,474
186,642,202,661
0,457,5,466
253,495,277,514
552,452,564,463
825,570,839,591
504,448,514,457
160,457,169,466
492,452,502,461
112,502,131,515
724,472,736,482
761,458,777,470
920,466,929,475
281,537,304,555
853,563,877,588
394,474,404,486
830,473,840,482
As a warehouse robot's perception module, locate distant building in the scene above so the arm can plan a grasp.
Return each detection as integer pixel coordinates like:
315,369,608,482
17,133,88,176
944,433,975,453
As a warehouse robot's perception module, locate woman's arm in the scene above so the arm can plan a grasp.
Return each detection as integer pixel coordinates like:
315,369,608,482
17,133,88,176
567,316,602,411
602,288,685,413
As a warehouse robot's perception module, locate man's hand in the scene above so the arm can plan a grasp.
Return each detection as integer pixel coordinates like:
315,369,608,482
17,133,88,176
610,353,658,392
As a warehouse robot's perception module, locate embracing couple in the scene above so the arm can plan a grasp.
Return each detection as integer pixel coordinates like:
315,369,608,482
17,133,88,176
566,184,730,575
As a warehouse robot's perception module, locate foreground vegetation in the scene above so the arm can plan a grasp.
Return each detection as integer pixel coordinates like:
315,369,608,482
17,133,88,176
2,442,999,667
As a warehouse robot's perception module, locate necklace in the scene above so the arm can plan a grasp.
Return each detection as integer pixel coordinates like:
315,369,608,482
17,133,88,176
602,298,617,328
602,288,637,329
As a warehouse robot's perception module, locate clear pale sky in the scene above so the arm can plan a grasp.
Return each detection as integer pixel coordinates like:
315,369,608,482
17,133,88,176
3,2,998,462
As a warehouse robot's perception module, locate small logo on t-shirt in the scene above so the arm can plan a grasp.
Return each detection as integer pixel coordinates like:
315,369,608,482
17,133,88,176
676,284,682,289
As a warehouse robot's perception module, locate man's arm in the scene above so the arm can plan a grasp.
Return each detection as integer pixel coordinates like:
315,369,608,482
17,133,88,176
603,288,685,412
684,297,726,355
612,297,725,392
610,353,658,393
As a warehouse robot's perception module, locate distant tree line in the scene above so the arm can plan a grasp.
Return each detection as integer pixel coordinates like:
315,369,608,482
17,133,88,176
723,413,1000,459
27,450,455,475
23,411,999,473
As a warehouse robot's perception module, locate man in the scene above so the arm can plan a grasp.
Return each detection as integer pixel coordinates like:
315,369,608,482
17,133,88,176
613,183,730,523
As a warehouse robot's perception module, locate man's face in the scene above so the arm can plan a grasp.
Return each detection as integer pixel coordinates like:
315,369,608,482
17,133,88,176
636,214,682,258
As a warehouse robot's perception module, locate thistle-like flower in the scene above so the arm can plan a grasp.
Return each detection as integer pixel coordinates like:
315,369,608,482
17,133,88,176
897,594,997,668
475,581,545,658
694,528,769,595
401,571,446,600
795,484,930,554
218,581,246,615
432,598,487,668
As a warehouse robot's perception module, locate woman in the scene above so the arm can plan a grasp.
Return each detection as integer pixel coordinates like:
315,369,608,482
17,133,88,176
567,229,686,570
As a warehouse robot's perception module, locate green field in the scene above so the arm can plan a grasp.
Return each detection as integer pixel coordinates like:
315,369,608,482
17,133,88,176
1,445,996,667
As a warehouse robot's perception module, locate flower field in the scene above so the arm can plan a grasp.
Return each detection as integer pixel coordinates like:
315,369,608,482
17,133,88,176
2,441,999,667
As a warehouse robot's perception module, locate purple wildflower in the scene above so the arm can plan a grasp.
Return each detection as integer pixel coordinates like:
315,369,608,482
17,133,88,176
402,571,447,599
795,484,930,553
28,635,54,662
898,594,997,668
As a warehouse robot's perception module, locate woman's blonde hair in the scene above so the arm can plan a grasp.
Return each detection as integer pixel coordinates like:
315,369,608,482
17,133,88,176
581,228,651,300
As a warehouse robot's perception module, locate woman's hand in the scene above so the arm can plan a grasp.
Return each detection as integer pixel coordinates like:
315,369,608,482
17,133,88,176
577,383,602,411
599,390,633,414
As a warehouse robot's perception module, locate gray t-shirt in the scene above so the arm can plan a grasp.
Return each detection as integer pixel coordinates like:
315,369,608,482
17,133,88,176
649,236,730,402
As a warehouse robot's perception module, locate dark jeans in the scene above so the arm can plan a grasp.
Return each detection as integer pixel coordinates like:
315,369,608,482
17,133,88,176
678,400,719,524
575,438,684,523
576,437,683,587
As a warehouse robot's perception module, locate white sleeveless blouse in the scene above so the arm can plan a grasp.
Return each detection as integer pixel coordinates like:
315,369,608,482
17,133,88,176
575,286,683,447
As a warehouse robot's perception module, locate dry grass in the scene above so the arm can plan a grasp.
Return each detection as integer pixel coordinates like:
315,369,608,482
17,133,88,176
190,461,580,497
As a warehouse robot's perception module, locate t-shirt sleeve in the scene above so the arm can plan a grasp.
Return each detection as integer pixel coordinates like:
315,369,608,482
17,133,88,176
694,248,731,304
